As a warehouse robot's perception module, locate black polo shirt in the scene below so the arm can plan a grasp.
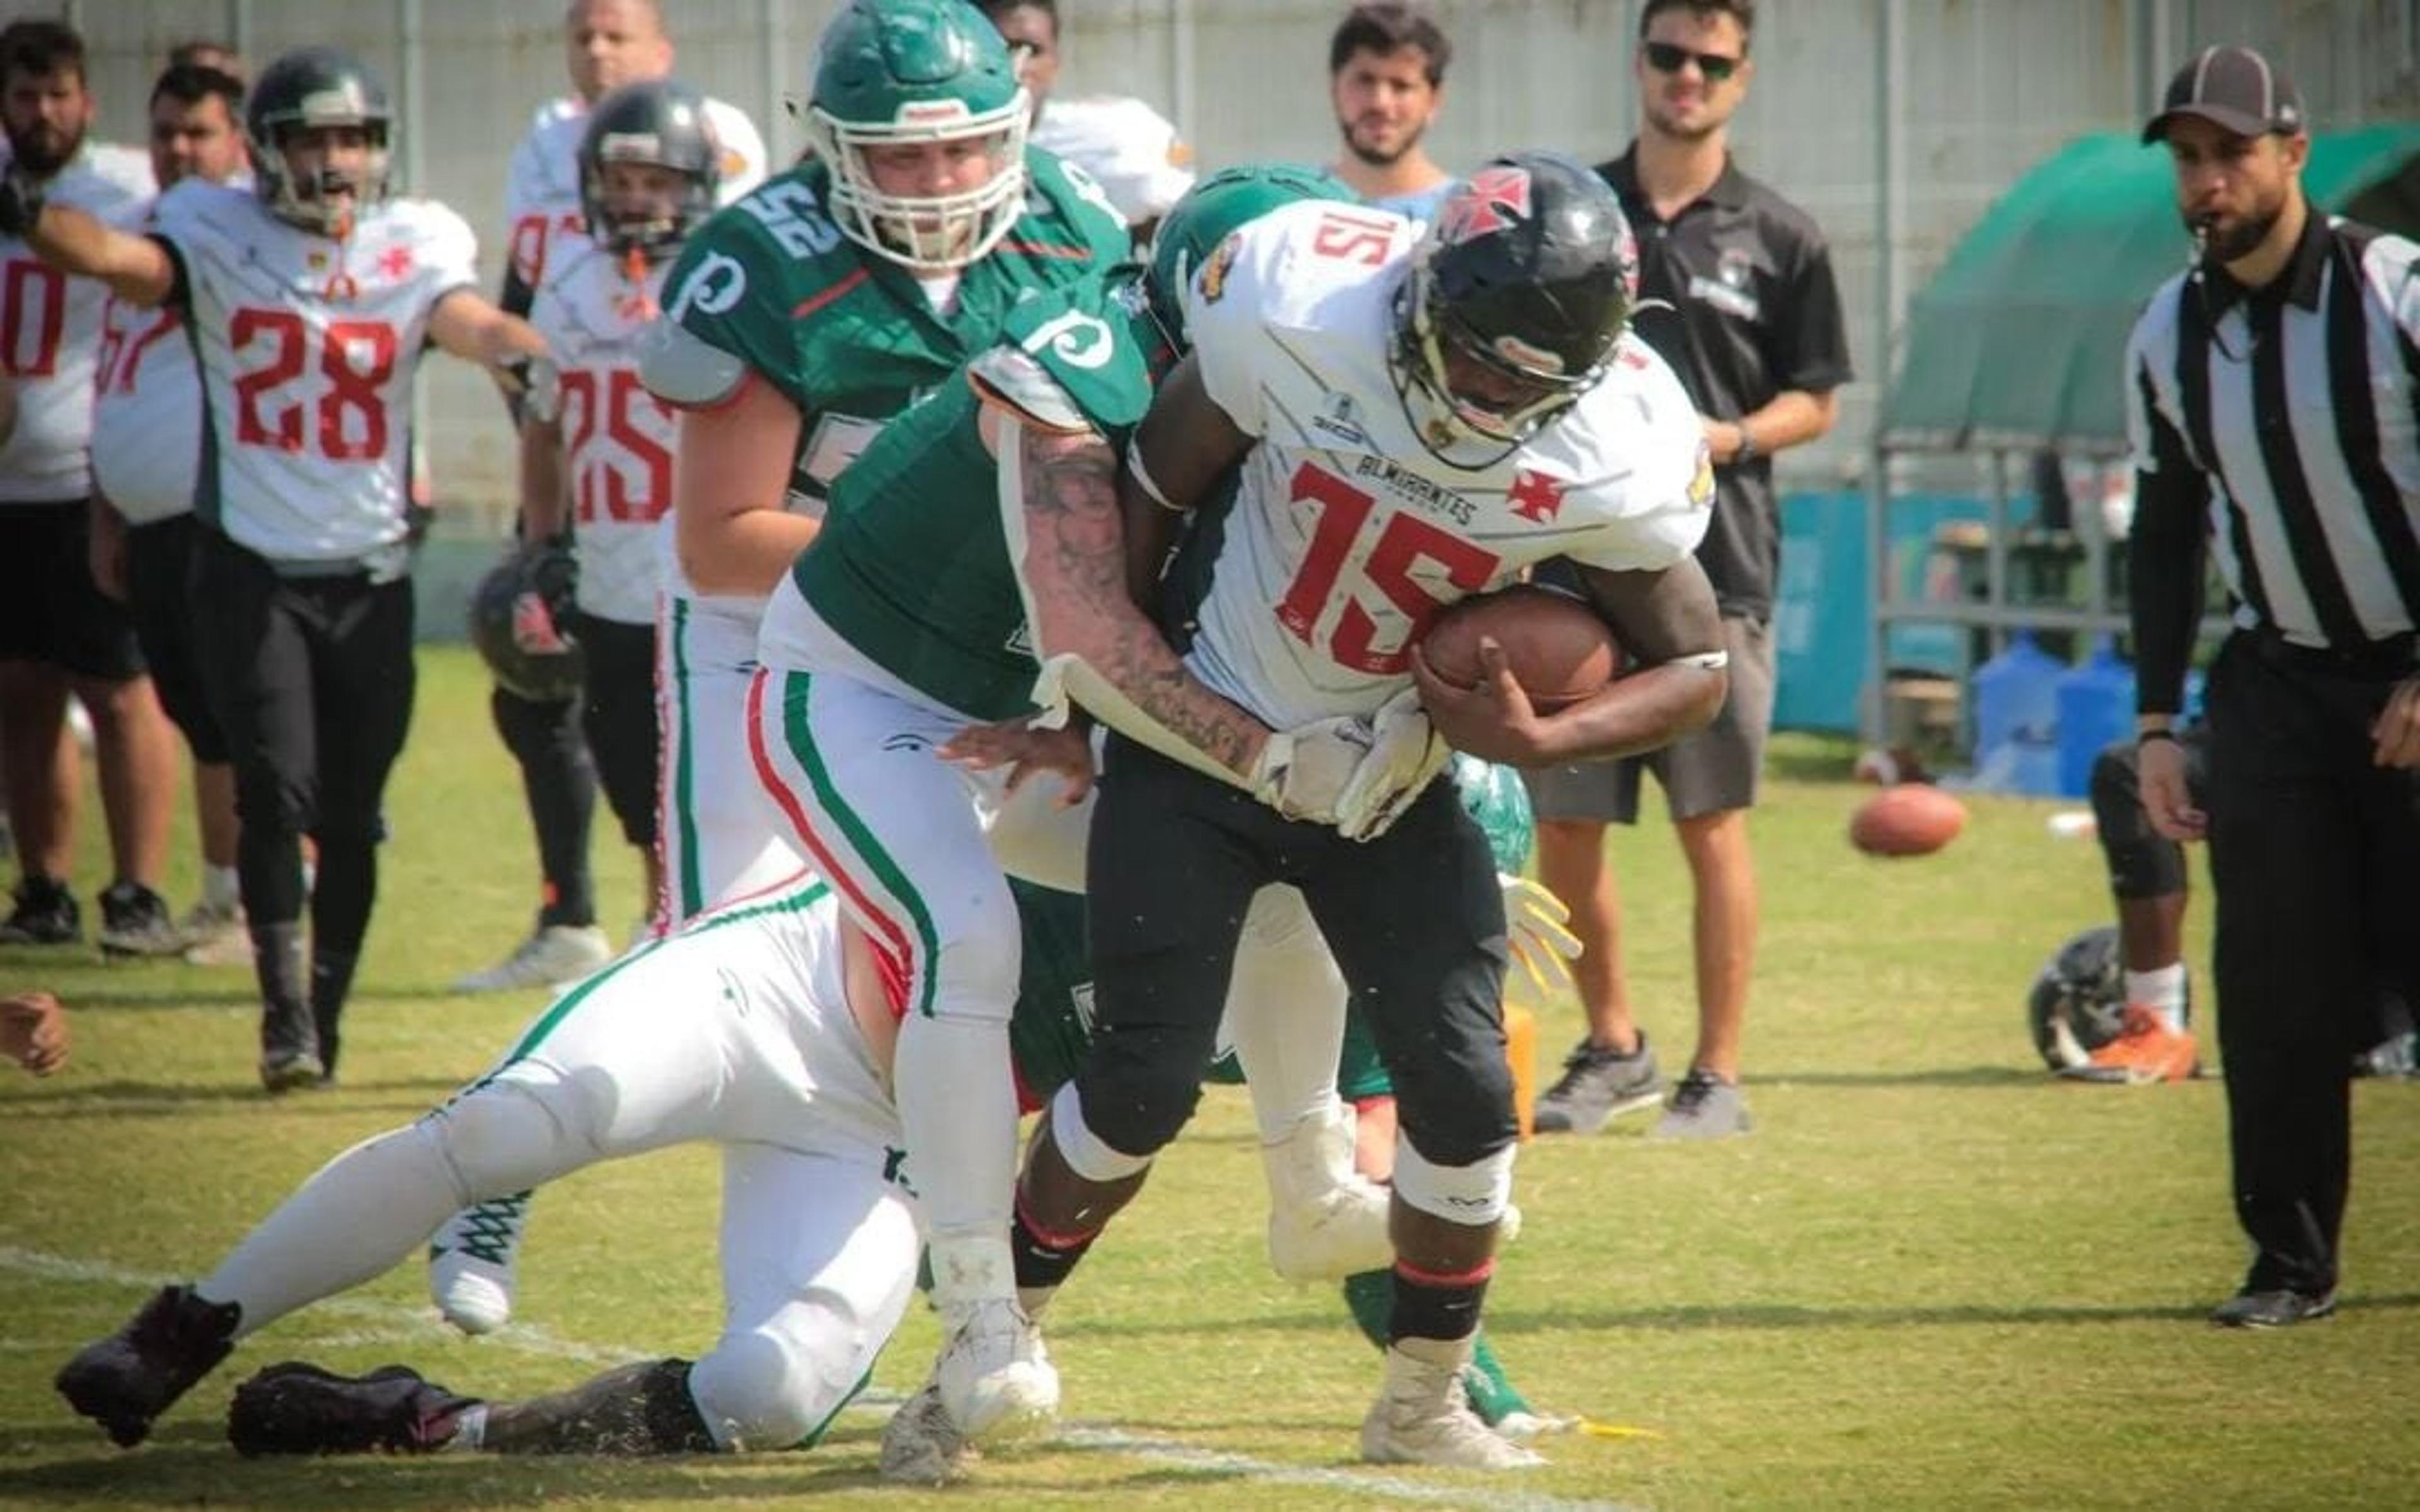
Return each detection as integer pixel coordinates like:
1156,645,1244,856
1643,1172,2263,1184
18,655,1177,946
1598,147,1853,620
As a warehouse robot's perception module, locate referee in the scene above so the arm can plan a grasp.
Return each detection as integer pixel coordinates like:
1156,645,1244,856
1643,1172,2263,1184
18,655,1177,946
2126,45,2420,1329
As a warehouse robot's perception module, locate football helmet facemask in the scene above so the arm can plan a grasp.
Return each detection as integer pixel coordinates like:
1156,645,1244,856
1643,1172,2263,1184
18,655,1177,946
805,0,1028,273
248,47,394,239
1390,149,1639,469
578,80,721,263
2026,926,2153,1072
1144,163,1355,356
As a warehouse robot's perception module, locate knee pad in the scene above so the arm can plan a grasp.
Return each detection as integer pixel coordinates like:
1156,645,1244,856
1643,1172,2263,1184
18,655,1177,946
1071,1030,1208,1158
1393,1138,1516,1227
422,1073,582,1203
1047,1080,1153,1183
689,1310,870,1452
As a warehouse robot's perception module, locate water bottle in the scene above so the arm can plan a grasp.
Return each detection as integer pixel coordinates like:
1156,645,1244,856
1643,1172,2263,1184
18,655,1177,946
1970,632,2064,794
2054,637,2136,798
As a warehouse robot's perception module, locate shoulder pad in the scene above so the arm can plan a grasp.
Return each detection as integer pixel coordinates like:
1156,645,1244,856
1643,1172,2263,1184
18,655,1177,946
967,345,1089,433
637,316,749,409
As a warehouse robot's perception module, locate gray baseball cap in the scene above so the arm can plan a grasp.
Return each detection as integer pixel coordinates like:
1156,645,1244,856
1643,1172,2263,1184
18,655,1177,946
2143,45,2305,144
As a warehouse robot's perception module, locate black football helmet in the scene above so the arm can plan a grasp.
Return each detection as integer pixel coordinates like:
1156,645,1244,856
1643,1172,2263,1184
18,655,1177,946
247,47,393,238
470,546,582,702
1390,149,1640,468
2027,927,2142,1072
578,80,722,263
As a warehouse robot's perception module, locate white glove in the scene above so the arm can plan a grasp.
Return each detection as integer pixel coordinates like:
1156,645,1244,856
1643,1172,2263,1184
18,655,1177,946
1499,873,1580,1009
1248,714,1376,825
1334,685,1448,842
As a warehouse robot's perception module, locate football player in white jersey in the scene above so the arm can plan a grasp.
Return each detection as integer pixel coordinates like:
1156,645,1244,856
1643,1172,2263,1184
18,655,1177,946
425,77,727,1339
86,59,253,965
466,0,770,994
1013,152,1731,1469
0,19,185,958
976,1,1196,237
1,45,548,1093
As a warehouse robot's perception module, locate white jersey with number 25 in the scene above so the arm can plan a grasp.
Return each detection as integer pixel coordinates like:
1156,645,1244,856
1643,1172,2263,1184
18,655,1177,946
153,178,478,564
1177,198,1715,731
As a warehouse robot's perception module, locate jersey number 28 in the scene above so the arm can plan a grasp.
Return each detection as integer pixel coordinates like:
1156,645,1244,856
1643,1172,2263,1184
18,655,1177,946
1275,461,1499,675
231,307,398,461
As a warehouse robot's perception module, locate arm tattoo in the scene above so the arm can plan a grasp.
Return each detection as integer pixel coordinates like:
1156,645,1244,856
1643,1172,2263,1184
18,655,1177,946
1020,423,1267,776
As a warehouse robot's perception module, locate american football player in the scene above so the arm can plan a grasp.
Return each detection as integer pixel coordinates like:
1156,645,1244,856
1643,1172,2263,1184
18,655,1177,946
1013,149,1729,1469
974,1,1196,236
0,45,548,1091
463,0,769,998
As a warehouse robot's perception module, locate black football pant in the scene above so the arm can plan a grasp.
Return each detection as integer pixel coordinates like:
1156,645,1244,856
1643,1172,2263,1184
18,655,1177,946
192,530,415,1076
1074,732,1515,1167
490,682,597,931
2203,630,2420,1297
573,612,658,852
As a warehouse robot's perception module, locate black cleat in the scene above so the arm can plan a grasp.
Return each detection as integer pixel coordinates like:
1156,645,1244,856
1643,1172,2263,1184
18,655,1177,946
2211,1287,2337,1329
0,875,81,946
55,1285,241,1446
229,1361,478,1457
97,881,183,958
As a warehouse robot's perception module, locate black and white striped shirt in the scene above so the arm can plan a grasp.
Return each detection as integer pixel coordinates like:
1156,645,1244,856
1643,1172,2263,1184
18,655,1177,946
2125,210,2420,711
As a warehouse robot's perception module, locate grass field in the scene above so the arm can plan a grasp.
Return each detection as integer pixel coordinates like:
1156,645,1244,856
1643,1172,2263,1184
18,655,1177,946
3,646,2417,1511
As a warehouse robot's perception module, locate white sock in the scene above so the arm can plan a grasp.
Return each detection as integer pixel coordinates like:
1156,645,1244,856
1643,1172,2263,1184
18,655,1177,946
448,1403,488,1452
202,865,242,912
2124,965,2189,1033
894,1012,1017,1294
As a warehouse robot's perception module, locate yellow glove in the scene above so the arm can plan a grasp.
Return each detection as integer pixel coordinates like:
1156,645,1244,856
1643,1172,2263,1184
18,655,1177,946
1499,873,1579,1010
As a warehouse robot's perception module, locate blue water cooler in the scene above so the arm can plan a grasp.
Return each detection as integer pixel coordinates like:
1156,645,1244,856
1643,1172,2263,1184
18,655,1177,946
1969,632,2065,795
2054,638,2136,798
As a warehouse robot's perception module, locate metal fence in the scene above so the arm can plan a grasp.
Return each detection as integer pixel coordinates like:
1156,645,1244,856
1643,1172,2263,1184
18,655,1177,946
25,0,2420,527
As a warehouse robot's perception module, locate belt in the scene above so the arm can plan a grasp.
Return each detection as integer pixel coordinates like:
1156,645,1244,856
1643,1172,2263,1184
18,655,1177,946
2248,626,2419,680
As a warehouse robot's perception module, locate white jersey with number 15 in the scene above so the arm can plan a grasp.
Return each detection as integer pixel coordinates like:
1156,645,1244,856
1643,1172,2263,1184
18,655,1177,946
1175,198,1714,731
153,178,479,564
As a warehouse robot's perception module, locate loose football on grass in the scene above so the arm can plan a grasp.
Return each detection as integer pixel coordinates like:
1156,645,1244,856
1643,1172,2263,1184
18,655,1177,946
1849,784,1968,857
1418,586,1619,713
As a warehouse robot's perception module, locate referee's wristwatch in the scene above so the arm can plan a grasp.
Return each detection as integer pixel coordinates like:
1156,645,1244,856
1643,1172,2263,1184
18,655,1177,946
1731,423,1760,466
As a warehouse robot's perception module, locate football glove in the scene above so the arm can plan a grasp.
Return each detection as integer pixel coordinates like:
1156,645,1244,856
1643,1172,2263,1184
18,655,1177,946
1334,685,1449,841
0,165,45,238
1498,873,1580,1010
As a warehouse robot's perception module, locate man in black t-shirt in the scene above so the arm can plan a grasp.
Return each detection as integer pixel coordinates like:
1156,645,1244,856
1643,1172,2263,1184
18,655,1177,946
1524,0,1850,1140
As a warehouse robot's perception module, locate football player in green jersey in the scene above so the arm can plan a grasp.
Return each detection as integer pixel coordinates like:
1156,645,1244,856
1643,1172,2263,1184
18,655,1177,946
749,161,1449,1448
425,0,1129,1361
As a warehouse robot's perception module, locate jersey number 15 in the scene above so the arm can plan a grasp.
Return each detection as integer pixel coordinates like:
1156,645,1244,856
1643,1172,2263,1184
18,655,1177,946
1276,461,1499,675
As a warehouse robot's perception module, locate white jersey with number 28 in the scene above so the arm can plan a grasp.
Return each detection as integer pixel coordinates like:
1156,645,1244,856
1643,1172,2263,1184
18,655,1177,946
153,179,478,564
1176,198,1715,731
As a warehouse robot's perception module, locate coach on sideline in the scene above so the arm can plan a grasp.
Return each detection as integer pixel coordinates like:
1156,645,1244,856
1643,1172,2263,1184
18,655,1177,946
2126,45,2420,1329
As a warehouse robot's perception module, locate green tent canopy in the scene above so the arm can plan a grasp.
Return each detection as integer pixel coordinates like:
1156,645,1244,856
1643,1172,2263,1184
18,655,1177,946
1880,126,2420,453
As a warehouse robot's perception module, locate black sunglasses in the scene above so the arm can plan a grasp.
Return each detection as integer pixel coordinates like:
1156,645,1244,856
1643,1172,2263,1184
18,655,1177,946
1642,40,1741,82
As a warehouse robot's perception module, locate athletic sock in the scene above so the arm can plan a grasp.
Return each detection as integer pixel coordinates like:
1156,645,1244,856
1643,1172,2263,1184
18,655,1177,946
2124,965,2189,1033
1461,1331,1533,1425
202,864,242,912
1391,1259,1492,1344
1342,1268,1392,1351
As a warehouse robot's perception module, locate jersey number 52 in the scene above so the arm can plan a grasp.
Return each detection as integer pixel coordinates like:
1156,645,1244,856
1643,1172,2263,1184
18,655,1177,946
1276,461,1499,675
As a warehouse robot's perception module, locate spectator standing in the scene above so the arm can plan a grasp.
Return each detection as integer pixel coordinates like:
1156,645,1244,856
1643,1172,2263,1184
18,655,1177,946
1524,0,1850,1140
2125,46,2420,1327
1323,4,1455,224
0,20,180,953
976,0,1196,238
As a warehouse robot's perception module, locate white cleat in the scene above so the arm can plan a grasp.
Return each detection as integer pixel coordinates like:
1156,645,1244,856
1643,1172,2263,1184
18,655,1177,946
1361,1336,1546,1470
880,1380,979,1485
1262,1104,1394,1281
454,924,612,993
427,1193,530,1335
935,1298,1059,1443
179,901,253,967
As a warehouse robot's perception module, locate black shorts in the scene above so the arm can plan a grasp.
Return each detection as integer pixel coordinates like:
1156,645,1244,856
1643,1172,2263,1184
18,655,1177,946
124,514,228,762
575,611,659,849
1075,732,1514,1167
0,500,145,680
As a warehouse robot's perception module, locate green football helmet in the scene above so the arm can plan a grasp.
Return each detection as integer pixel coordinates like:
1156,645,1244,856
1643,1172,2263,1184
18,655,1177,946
1450,753,1535,876
806,0,1029,272
1146,163,1354,352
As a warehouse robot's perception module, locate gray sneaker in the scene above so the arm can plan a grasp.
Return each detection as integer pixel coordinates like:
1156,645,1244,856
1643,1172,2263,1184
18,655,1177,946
1532,1034,1664,1134
1651,1068,1753,1140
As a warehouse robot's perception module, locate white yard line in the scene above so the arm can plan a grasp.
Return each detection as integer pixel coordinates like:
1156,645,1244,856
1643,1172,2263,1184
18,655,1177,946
3,1241,1642,1511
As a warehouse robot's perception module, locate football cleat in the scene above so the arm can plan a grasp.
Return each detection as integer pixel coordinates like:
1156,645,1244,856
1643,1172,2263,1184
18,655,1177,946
1361,1335,1545,1470
453,924,611,993
97,881,184,958
935,1298,1058,1442
1260,1104,1393,1281
55,1285,241,1447
259,1049,326,1094
228,1361,476,1456
178,900,253,966
2060,1004,2198,1085
428,1192,531,1335
879,1380,980,1486
0,875,81,946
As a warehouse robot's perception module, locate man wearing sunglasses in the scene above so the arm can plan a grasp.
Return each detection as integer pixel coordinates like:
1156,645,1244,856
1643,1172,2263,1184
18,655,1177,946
1525,0,1851,1141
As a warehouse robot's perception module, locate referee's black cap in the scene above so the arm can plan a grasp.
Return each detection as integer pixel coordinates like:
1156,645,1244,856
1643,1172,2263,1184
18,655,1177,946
2143,45,2305,144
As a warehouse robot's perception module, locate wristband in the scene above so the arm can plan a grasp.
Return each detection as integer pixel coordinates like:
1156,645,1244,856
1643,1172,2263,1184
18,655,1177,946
1731,424,1760,465
2136,728,2181,748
